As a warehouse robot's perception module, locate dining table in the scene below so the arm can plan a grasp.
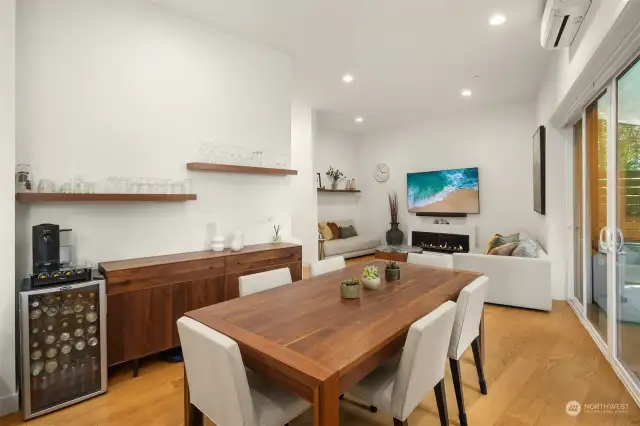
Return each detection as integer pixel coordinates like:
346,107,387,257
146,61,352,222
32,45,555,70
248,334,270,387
183,260,483,426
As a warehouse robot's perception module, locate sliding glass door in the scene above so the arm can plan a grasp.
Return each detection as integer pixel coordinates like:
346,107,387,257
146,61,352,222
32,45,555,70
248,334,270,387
570,54,640,395
616,58,640,381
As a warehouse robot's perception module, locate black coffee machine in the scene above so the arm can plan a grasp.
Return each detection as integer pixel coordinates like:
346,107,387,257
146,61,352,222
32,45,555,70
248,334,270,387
32,224,60,273
30,224,92,288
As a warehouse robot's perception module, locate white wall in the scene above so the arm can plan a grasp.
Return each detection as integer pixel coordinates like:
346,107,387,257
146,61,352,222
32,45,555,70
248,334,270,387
356,101,543,253
315,131,362,224
16,0,293,273
291,102,318,264
0,0,17,416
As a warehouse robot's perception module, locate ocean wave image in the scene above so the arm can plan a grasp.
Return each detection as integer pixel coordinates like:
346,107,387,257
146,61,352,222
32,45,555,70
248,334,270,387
408,167,479,214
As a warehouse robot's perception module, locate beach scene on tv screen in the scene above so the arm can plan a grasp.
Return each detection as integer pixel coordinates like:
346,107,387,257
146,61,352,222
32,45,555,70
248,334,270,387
407,167,480,214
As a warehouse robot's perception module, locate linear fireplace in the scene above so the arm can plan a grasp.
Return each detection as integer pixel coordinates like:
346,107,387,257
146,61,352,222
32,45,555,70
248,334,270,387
412,231,470,254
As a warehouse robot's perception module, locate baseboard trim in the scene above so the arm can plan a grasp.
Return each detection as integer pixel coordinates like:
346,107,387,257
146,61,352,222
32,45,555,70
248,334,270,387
0,392,19,416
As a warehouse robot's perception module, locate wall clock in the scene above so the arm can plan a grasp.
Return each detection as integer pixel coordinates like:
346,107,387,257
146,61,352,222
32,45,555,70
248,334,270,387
374,163,390,182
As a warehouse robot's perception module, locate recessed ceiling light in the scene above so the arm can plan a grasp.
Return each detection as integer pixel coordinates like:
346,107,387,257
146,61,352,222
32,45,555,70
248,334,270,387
461,89,472,97
342,74,354,83
489,13,507,26
355,116,364,123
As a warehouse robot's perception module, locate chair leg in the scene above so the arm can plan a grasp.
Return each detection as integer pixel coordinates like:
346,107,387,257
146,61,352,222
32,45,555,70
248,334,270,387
471,337,488,395
393,418,408,426
188,403,203,426
449,358,468,426
434,379,449,426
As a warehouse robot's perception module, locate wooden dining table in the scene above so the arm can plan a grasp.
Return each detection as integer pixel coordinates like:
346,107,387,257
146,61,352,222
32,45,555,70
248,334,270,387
183,260,483,426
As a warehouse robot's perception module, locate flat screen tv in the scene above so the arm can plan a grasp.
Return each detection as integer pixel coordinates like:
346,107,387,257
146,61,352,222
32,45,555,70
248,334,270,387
407,167,480,216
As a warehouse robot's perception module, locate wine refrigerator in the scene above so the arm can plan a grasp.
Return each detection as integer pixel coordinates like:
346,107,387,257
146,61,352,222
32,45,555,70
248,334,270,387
18,279,107,419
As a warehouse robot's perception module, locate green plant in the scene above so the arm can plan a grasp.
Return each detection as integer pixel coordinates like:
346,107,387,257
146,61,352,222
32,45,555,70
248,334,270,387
326,166,345,182
386,260,399,270
341,278,360,286
362,265,379,280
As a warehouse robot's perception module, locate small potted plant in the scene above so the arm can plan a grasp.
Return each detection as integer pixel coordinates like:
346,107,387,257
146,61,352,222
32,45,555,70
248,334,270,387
340,278,361,299
361,265,381,290
326,166,345,190
385,260,400,282
272,224,282,243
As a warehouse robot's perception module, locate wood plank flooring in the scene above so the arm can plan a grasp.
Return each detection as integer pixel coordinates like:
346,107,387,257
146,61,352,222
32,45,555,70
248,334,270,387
2,255,640,426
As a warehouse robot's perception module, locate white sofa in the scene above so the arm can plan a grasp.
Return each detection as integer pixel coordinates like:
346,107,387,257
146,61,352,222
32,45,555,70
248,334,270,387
323,220,381,259
452,240,552,311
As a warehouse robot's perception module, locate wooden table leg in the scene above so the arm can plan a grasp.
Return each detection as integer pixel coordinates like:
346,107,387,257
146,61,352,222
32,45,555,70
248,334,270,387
315,373,340,426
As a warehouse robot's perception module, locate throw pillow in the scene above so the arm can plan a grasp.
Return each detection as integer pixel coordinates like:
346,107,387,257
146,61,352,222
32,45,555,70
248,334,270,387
497,233,520,246
318,223,333,241
340,225,358,239
489,241,518,256
327,222,341,239
512,238,538,258
485,234,500,254
485,233,520,254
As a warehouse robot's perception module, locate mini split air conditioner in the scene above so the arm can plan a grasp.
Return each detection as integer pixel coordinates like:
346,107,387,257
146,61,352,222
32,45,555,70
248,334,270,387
541,0,592,49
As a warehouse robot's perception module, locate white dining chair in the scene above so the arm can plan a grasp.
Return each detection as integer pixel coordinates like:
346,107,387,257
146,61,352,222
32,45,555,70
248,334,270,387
310,256,346,277
346,301,457,426
407,252,454,269
177,317,311,426
448,276,490,426
238,267,292,297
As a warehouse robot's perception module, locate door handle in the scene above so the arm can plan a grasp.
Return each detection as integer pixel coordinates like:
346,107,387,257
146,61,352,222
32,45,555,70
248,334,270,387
599,227,611,253
615,228,625,254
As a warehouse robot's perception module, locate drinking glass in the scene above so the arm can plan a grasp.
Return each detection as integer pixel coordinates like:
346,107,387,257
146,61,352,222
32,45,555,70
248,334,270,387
171,181,183,194
181,178,192,194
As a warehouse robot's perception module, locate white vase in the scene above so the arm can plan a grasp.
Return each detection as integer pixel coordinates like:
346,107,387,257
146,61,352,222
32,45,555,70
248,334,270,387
211,236,225,252
231,229,244,252
361,276,381,290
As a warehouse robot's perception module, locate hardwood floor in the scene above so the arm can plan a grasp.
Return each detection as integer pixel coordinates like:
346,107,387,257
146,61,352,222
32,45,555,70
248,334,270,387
3,255,640,426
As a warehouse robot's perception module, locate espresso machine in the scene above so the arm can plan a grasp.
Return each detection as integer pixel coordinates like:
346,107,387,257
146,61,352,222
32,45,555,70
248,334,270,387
17,224,107,419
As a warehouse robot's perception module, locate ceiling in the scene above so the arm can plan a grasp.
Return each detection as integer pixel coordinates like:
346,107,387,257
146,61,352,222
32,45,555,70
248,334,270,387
153,0,552,133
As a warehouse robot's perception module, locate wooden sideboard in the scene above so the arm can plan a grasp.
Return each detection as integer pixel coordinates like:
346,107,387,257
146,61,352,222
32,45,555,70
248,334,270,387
98,243,302,369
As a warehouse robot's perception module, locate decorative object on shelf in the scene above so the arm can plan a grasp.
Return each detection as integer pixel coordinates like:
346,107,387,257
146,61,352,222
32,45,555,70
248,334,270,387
272,224,282,243
37,179,55,193
230,229,244,252
385,260,401,282
326,166,345,190
317,173,322,189
361,265,381,290
349,178,357,190
345,180,351,191
211,222,225,252
340,278,361,299
374,163,390,182
433,218,450,225
386,191,404,245
16,164,33,193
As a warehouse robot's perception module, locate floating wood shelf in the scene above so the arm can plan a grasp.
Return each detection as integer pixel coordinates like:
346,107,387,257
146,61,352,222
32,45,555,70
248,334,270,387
317,188,361,193
15,193,198,203
187,162,297,176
